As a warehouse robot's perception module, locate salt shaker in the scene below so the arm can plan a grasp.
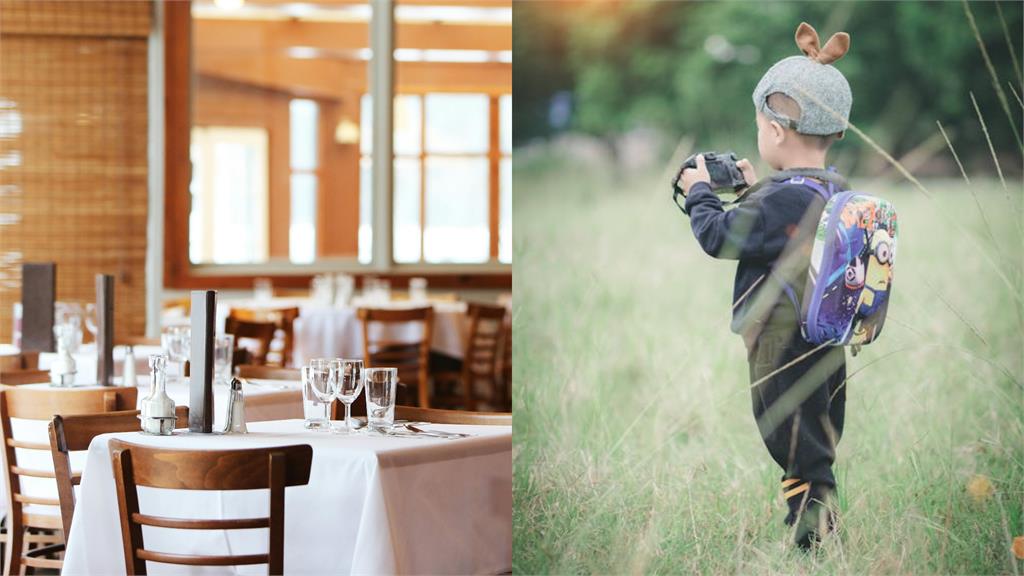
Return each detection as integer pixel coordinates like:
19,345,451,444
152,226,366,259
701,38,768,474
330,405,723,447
222,377,248,434
122,345,136,387
141,354,175,435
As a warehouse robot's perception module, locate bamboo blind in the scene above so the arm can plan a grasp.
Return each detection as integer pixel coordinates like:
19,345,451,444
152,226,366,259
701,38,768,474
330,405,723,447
0,1,152,343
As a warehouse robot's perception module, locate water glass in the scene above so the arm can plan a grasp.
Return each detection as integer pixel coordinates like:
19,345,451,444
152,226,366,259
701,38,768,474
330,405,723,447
364,368,397,431
331,359,364,434
160,326,190,383
213,334,235,385
253,278,273,302
409,277,428,302
301,365,330,430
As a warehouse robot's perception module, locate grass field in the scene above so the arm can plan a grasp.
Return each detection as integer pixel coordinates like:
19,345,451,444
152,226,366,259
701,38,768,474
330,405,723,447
511,148,1024,574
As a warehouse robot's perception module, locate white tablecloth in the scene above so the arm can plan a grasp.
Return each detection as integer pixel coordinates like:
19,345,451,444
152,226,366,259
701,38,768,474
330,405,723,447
292,301,469,365
62,419,512,575
0,379,303,521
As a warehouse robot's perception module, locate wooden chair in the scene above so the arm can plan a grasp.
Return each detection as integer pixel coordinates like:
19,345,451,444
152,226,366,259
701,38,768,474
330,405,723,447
433,304,506,411
0,386,139,574
357,307,434,408
0,352,39,373
0,370,51,386
229,308,300,367
236,365,300,381
499,315,512,411
394,405,511,426
48,407,189,537
225,317,277,366
109,441,313,575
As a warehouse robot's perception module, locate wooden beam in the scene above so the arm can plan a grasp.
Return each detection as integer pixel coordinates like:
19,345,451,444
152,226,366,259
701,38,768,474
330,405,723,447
164,1,193,290
193,18,510,53
195,50,511,97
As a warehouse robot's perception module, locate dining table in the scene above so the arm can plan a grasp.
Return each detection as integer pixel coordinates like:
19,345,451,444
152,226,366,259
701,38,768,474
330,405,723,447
61,419,512,575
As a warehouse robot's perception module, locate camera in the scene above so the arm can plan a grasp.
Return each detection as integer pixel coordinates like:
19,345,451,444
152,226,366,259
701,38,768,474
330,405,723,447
670,151,748,208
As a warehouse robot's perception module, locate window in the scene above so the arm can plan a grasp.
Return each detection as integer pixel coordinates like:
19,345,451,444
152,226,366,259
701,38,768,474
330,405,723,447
189,126,269,264
289,99,319,264
360,92,511,264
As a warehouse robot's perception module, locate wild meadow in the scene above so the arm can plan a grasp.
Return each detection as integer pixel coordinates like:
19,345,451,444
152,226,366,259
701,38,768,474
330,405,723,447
511,148,1023,574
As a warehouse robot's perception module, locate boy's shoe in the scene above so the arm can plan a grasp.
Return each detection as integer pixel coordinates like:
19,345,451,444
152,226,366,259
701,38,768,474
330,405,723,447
781,478,836,549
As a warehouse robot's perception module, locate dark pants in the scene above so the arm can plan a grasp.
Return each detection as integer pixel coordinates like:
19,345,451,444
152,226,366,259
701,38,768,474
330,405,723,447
747,322,847,488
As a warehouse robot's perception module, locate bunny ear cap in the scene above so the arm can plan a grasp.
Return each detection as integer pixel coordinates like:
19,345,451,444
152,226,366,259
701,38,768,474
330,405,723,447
751,21,853,136
795,21,850,65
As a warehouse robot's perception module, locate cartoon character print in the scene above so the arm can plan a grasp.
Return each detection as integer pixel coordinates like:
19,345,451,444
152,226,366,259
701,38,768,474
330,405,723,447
848,226,894,343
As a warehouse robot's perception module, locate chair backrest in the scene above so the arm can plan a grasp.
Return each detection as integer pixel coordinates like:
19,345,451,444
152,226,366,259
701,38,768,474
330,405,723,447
116,336,161,347
225,317,277,366
237,365,300,381
460,304,507,411
230,307,300,367
0,369,51,385
357,307,434,408
394,405,511,426
0,351,39,372
48,406,188,537
110,440,313,575
500,314,512,411
0,386,139,532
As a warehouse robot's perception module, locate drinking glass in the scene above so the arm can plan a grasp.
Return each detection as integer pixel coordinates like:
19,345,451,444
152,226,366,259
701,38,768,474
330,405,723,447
330,359,364,434
254,278,273,302
364,368,397,431
213,334,235,385
160,326,190,384
301,365,330,430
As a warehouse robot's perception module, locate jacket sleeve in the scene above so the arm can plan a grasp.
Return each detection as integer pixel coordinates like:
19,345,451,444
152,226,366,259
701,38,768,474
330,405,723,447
683,182,766,260
684,182,815,261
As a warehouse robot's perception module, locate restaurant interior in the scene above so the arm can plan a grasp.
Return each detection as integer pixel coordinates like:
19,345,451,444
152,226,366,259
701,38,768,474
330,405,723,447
0,0,512,573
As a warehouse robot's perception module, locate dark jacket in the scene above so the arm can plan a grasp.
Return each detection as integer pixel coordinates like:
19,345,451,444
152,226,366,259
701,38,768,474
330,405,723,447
683,173,843,340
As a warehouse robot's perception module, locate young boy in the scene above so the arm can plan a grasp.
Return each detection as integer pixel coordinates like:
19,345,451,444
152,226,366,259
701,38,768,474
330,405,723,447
676,22,853,549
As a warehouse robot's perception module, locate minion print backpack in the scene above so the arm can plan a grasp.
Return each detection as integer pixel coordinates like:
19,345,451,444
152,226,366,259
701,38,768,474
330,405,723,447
775,174,899,347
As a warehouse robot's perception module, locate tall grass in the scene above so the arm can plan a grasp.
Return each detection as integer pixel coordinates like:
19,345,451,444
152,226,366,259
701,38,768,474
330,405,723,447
512,150,1023,573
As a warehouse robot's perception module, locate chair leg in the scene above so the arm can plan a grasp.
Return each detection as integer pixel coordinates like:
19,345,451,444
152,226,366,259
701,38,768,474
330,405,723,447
462,374,476,412
3,525,21,576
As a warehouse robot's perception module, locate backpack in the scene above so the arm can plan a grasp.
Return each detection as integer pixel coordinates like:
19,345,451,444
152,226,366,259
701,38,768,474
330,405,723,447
774,172,899,347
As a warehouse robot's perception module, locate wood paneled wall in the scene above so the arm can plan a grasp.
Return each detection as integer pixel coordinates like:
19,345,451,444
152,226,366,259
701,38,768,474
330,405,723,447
0,1,151,342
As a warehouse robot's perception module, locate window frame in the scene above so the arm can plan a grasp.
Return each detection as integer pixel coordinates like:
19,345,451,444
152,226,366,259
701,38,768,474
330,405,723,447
162,2,511,291
360,91,511,265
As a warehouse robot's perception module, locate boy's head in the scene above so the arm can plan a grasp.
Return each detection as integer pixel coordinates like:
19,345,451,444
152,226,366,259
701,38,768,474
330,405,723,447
752,22,852,169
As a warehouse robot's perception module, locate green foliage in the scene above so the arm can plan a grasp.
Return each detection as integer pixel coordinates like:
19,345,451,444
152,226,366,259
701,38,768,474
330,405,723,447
514,1,1024,167
512,150,1024,574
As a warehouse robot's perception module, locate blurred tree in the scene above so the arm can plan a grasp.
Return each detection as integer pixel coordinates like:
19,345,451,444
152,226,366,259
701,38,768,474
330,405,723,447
514,0,1023,171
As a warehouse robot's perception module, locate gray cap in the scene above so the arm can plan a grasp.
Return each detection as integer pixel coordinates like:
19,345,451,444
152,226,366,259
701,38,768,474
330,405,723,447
752,22,852,136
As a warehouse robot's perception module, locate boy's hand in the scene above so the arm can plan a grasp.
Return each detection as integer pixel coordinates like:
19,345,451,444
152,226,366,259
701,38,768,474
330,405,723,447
737,158,757,186
679,153,710,196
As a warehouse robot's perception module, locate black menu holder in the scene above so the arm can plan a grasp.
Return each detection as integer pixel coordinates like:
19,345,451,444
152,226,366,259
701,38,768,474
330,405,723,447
189,290,217,433
96,274,115,386
21,263,56,353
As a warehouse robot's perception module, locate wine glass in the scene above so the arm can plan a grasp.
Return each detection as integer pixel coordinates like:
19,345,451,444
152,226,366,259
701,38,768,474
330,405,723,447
161,326,190,384
330,359,364,434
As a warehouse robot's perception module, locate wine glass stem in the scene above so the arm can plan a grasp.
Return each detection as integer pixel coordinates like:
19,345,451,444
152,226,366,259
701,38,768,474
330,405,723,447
344,403,352,432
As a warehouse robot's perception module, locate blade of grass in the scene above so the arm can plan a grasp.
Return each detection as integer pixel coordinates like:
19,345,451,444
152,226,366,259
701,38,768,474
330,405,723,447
936,120,1004,251
1010,82,1024,109
995,1,1023,91
964,0,1024,152
971,92,1009,194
